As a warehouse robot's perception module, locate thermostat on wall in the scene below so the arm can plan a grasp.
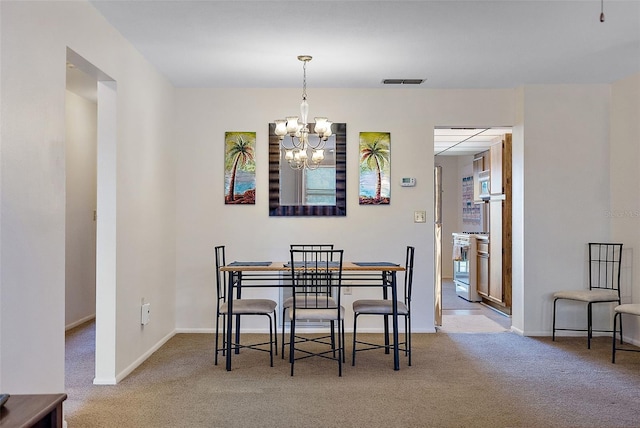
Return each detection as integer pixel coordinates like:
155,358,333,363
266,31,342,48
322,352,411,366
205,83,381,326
401,177,416,187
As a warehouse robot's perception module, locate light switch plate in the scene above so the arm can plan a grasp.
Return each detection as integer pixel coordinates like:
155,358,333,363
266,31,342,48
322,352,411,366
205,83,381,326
414,211,427,223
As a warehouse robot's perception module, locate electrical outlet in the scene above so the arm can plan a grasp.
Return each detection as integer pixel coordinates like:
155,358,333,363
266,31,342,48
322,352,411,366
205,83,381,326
141,303,151,325
343,286,352,295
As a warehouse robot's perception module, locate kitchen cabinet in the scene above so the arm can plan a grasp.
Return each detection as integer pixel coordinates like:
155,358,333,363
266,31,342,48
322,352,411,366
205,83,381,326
476,237,490,297
474,134,512,314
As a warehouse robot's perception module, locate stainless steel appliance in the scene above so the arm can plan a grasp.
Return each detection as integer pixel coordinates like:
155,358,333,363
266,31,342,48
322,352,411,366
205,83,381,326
452,232,484,302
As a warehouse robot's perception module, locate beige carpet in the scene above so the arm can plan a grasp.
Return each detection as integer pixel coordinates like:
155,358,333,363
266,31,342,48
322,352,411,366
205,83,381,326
439,314,509,333
65,322,640,428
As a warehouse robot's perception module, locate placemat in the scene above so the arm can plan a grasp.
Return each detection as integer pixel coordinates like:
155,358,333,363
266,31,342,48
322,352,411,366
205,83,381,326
353,262,400,266
228,261,272,266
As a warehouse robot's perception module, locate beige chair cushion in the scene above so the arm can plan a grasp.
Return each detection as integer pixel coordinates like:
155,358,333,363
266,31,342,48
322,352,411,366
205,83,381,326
353,299,409,315
219,299,277,315
615,303,640,316
553,289,619,303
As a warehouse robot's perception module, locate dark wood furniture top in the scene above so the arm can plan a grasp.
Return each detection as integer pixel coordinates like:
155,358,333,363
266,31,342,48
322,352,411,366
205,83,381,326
0,394,67,428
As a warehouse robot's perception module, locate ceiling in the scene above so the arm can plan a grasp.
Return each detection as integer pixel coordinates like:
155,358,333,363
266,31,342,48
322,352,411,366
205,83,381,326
78,1,639,155
434,127,512,156
88,0,640,89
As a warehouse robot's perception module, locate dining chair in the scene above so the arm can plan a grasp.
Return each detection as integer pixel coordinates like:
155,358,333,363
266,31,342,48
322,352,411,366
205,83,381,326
288,248,345,376
552,242,623,349
352,246,414,366
611,304,640,363
214,245,278,367
281,244,336,359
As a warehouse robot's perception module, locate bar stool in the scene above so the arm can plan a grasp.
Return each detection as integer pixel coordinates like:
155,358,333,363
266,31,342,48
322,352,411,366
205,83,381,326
612,304,640,363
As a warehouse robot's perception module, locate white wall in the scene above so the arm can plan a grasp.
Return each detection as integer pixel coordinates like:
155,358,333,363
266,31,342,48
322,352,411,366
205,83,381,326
519,84,613,336
0,1,176,391
610,73,640,344
174,88,516,334
65,90,97,328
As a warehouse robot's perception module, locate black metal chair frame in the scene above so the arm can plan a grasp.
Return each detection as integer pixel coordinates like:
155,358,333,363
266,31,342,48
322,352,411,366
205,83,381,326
289,248,345,376
351,246,414,366
214,245,277,367
612,305,640,363
552,242,623,349
281,244,336,359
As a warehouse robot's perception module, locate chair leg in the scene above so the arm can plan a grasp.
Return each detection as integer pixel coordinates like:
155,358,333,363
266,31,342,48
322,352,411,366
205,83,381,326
290,318,296,376
352,313,358,366
268,314,274,367
619,309,624,345
214,313,220,365
407,315,412,367
341,318,346,364
587,302,593,349
338,319,343,376
612,312,620,363
330,320,336,358
383,314,390,354
222,314,227,356
281,308,286,359
234,314,241,354
273,311,278,357
404,315,409,356
552,298,558,341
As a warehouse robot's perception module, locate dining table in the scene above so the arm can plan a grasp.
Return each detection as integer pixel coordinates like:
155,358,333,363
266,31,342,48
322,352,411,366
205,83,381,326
219,261,406,371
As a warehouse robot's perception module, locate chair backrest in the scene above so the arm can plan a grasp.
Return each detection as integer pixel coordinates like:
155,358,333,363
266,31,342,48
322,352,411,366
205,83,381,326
290,244,335,261
404,246,415,306
214,245,227,303
289,248,343,311
588,243,623,295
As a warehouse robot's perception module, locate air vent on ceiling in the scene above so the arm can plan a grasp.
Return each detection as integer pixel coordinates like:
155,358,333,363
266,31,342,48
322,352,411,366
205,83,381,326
382,79,425,85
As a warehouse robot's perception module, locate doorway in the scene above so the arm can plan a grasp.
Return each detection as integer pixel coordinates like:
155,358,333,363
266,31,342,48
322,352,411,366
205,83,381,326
65,48,117,384
65,61,97,331
434,127,512,333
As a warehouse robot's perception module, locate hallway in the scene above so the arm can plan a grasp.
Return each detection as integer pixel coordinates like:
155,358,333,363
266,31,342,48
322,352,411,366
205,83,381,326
440,279,511,333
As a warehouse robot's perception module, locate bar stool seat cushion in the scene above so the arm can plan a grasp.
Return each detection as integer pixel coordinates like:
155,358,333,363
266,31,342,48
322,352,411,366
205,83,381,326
553,289,618,303
615,304,640,316
353,299,409,315
220,299,277,315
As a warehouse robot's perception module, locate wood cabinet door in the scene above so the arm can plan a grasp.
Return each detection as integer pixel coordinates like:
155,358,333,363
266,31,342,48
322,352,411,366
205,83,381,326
476,241,490,297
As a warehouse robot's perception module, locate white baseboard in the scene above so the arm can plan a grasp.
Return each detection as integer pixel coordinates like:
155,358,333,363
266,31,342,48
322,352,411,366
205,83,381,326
93,329,176,385
175,327,216,334
65,314,96,331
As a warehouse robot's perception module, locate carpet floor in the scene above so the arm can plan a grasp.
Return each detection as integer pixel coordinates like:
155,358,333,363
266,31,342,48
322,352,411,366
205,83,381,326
65,323,640,428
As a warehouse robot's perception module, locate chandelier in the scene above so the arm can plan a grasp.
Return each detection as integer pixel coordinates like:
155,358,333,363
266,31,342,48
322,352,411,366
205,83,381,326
274,55,333,170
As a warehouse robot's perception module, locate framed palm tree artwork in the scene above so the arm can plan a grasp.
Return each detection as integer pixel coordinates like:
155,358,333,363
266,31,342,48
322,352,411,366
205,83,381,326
224,131,256,204
359,132,390,205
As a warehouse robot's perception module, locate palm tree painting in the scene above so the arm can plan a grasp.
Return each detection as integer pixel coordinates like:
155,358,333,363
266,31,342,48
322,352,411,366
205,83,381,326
224,132,256,204
359,132,391,204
